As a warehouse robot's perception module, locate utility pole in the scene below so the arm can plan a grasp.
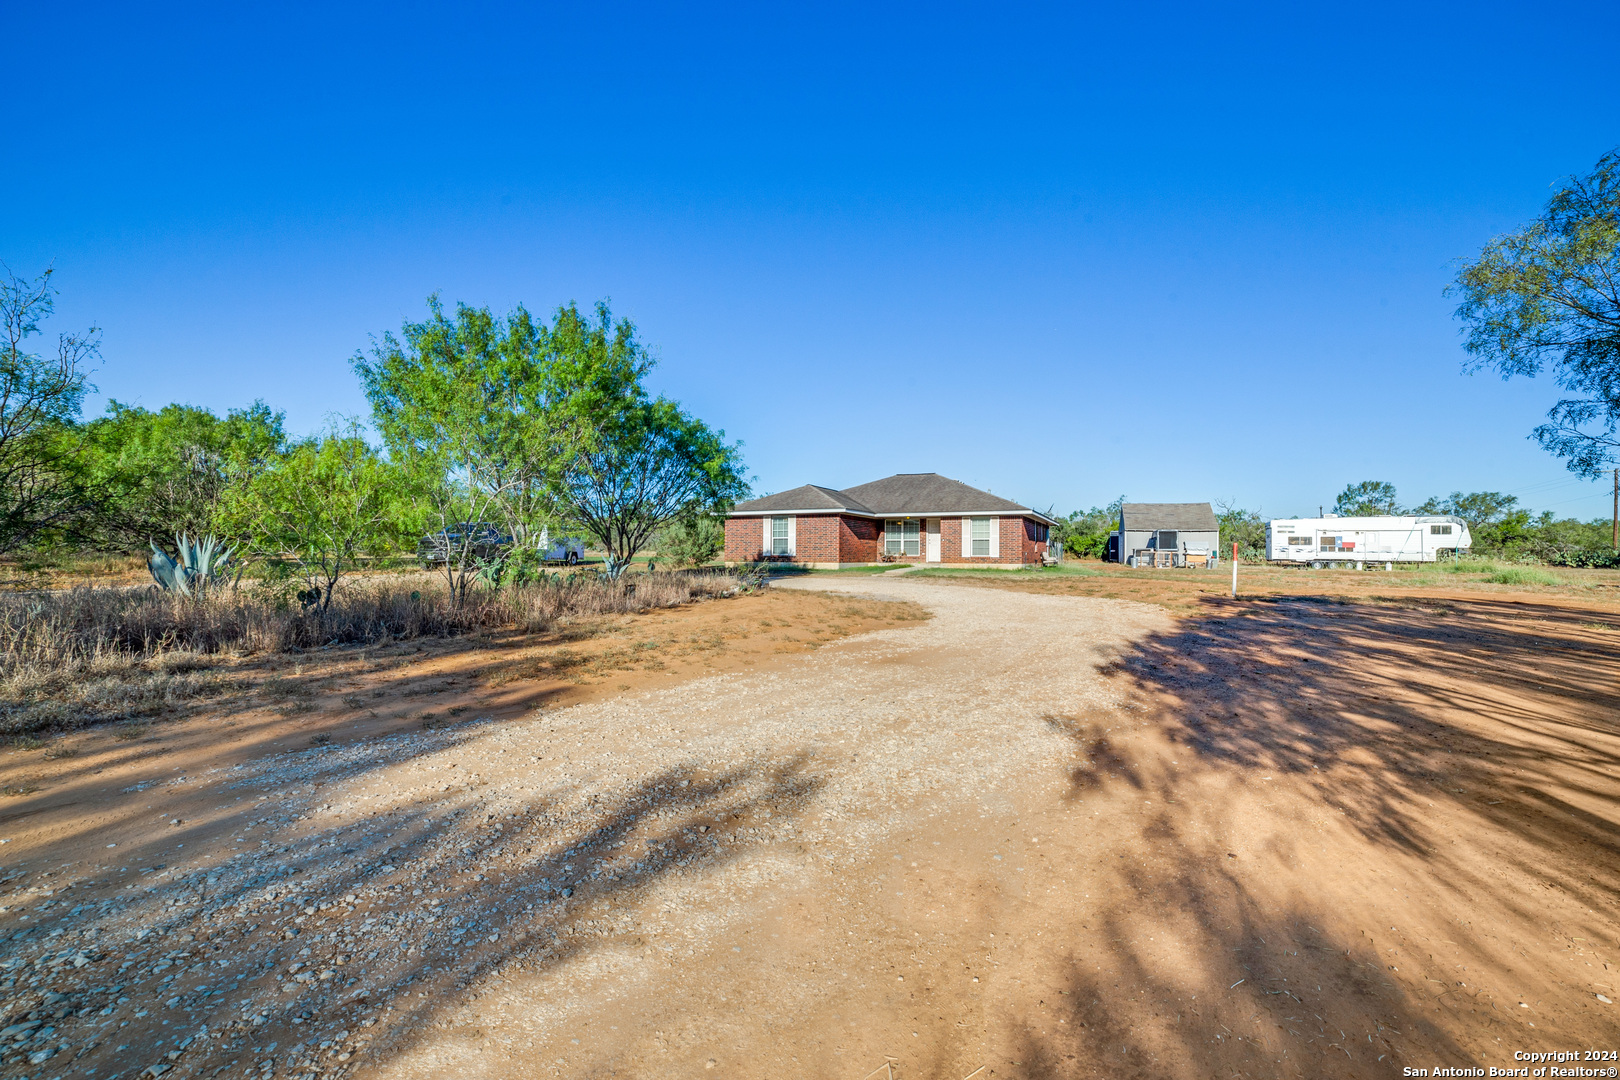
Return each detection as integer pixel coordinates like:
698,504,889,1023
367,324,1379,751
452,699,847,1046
1612,467,1618,553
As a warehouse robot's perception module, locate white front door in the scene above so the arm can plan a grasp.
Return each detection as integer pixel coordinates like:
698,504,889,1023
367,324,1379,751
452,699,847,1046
925,518,941,562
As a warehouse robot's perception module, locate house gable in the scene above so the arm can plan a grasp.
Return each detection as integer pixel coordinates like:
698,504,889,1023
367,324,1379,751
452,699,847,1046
724,472,1054,567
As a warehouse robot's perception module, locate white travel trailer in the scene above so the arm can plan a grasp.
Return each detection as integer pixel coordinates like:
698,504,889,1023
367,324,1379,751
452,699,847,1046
536,527,586,565
1267,515,1471,568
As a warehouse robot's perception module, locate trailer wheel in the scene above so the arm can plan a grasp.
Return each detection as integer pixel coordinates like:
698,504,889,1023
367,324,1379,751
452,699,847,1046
1309,560,1323,570
566,551,579,565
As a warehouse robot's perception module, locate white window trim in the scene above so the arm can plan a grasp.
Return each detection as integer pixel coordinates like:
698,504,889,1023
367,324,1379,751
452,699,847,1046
965,516,1000,558
765,516,796,557
886,519,920,557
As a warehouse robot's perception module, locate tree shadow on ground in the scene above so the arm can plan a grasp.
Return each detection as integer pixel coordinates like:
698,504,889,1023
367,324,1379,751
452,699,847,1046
1114,594,1620,912
1013,843,1469,1078
0,715,825,1079
1008,593,1620,1078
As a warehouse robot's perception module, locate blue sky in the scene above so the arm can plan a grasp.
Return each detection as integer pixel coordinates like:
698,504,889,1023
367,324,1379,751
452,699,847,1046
7,2,1620,520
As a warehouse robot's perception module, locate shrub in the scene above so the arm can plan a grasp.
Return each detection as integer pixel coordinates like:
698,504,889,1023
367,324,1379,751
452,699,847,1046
657,514,725,567
1546,549,1620,569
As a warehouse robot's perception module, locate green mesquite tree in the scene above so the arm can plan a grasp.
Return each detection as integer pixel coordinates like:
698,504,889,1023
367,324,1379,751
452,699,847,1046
223,428,407,619
1451,149,1620,476
0,266,99,551
559,395,747,572
355,297,584,602
77,400,286,548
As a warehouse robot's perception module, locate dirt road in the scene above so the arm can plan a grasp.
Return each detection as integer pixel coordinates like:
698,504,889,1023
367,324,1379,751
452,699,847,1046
2,577,1616,1079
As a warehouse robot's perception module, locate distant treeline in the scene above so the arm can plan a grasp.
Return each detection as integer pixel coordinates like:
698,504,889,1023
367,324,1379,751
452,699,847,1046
1050,481,1619,567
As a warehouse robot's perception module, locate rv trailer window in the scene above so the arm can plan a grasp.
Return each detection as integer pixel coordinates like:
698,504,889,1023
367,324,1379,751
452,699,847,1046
1287,536,1311,546
1429,524,1452,535
1320,536,1340,552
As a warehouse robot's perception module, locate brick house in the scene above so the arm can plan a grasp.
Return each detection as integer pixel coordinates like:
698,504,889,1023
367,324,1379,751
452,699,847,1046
723,473,1057,568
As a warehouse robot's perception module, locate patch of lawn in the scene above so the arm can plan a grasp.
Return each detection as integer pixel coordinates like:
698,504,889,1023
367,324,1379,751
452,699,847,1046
763,564,909,576
1484,566,1565,586
1439,557,1507,574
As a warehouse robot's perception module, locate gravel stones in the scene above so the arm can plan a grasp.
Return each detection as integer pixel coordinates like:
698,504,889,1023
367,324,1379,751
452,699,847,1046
0,579,1164,1079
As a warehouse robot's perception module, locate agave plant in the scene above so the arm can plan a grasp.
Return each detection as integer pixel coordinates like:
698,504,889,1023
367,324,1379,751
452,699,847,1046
148,533,237,597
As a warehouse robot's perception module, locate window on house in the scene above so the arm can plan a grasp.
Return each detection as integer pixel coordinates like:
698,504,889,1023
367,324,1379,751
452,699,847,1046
970,517,991,557
1430,524,1452,535
885,519,919,556
770,517,789,555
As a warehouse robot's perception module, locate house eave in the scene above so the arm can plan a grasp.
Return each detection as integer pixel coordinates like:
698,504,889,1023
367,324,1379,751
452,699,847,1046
727,507,1056,526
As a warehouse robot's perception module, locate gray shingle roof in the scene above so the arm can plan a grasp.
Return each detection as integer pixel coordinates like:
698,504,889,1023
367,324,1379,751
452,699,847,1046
732,473,1050,521
1119,502,1219,531
730,484,873,514
841,474,1032,515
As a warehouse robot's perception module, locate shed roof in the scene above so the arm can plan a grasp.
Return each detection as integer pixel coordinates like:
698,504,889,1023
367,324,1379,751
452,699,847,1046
1120,502,1220,531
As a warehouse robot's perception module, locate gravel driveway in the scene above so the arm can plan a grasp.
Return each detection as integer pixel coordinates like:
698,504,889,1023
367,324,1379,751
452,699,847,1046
3,579,1168,1080
374,577,1170,1078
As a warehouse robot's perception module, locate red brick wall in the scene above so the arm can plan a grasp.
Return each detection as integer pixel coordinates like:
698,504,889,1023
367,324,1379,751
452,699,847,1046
932,515,1041,564
939,517,962,562
840,516,879,562
724,514,875,563
793,515,842,563
723,517,766,562
726,513,1044,564
1020,516,1051,564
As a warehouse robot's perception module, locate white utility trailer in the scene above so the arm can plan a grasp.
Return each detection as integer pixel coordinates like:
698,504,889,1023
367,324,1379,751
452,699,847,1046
536,528,586,565
1266,515,1471,569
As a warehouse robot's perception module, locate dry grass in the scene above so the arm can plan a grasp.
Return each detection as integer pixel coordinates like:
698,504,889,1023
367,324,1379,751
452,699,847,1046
0,571,750,734
926,559,1620,617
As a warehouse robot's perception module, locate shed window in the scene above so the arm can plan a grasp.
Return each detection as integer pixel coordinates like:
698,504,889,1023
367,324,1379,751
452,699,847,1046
1156,530,1179,551
886,519,920,557
770,517,789,555
1429,524,1452,535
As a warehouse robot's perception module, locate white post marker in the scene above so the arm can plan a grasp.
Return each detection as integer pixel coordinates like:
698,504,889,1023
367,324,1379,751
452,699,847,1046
1230,542,1238,598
